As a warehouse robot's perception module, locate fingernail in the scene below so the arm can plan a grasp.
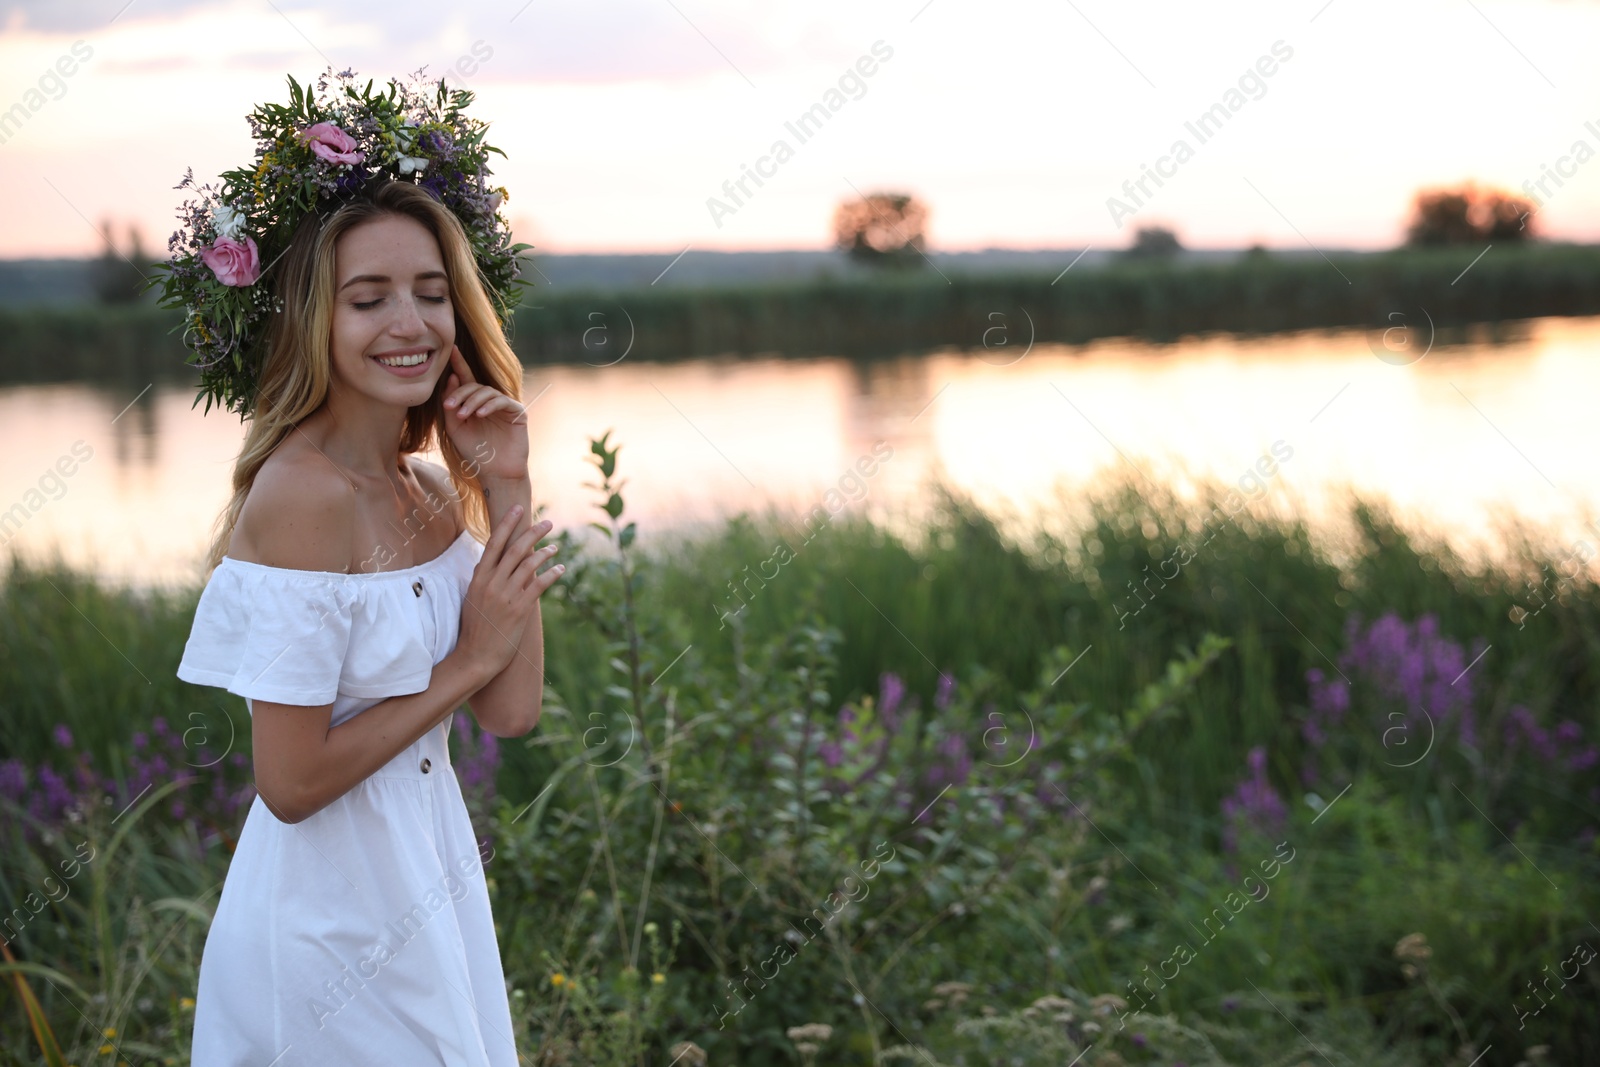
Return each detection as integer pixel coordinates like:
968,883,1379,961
511,505,523,516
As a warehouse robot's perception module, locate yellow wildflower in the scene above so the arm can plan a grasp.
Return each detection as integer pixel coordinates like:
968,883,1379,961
550,973,566,988
180,997,195,1009
651,973,665,984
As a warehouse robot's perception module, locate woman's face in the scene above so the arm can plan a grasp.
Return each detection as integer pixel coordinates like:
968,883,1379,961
328,212,456,407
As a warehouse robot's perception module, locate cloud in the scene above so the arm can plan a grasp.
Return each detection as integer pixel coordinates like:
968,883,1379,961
2,0,854,85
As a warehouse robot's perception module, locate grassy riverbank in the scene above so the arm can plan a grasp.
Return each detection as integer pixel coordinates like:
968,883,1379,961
2,455,1597,1065
2,243,1598,385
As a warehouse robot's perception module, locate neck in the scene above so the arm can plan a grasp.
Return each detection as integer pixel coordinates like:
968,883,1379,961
299,390,414,483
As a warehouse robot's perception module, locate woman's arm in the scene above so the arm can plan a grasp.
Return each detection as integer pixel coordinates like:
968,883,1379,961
463,473,548,738
252,647,496,824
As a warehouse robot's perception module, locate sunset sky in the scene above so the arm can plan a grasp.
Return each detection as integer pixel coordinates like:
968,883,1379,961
1,0,1597,257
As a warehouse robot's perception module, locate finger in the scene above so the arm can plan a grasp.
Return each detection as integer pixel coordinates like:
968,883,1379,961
531,558,566,596
473,396,525,421
494,524,542,581
450,343,476,384
455,386,498,418
507,537,556,581
504,524,551,571
484,505,524,567
512,546,561,593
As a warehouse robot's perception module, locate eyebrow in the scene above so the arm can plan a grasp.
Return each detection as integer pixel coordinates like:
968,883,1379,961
338,270,449,291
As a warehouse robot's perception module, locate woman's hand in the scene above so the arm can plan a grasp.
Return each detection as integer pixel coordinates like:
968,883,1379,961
457,504,561,681
441,344,529,482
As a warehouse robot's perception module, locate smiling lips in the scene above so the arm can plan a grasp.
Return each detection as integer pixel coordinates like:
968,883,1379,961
371,348,432,377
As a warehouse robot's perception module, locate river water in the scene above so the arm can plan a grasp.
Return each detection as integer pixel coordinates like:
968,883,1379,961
2,315,1596,593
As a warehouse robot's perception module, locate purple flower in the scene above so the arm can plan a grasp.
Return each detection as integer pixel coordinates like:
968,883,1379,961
1220,745,1287,853
1506,705,1558,763
451,716,501,811
927,731,972,788
880,672,906,729
1131,1033,1147,1048
52,724,74,749
419,128,455,157
35,766,73,822
1305,613,1485,759
935,672,957,711
0,759,28,802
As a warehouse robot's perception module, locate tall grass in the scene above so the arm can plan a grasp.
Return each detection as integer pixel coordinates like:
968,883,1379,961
3,462,1598,1064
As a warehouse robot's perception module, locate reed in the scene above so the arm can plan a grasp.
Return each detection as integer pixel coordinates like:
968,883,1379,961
3,244,1599,380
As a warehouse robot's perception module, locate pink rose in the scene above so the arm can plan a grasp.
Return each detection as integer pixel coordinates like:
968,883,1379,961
200,235,261,287
300,121,364,166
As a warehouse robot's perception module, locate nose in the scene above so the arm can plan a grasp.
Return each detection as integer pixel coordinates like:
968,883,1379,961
388,292,427,340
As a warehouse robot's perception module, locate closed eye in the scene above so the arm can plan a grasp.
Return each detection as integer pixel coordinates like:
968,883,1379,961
352,295,449,310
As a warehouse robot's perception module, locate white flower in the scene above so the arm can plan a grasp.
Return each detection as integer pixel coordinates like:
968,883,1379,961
213,203,246,240
398,155,428,175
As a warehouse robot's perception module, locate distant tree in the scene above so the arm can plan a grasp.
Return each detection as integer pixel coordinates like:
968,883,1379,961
92,220,152,303
1404,181,1537,246
1120,224,1183,260
832,191,928,269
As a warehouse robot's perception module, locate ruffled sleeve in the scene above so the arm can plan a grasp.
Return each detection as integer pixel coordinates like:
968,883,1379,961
176,565,361,707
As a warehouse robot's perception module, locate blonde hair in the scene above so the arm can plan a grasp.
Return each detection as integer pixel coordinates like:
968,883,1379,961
199,180,523,577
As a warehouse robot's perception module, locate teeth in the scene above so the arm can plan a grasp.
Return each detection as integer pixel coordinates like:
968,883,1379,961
375,352,429,367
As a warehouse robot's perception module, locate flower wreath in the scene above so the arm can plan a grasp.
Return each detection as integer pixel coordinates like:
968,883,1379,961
155,66,532,420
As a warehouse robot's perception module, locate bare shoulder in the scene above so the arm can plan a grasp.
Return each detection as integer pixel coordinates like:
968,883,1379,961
406,455,464,538
231,451,356,572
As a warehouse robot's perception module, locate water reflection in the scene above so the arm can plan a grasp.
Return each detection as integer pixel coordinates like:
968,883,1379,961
1,315,1595,593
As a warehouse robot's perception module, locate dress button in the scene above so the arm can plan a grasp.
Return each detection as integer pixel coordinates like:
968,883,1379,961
412,579,423,597
420,758,432,773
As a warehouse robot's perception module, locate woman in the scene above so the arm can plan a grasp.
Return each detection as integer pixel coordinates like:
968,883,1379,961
175,174,559,1064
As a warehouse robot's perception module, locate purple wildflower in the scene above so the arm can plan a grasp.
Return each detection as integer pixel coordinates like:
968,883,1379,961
1220,746,1288,853
1306,613,1486,759
926,731,972,789
419,128,455,158
880,672,906,729
0,759,28,803
52,724,74,749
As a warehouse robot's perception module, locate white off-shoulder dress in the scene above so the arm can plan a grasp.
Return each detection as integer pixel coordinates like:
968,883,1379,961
175,528,519,1067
